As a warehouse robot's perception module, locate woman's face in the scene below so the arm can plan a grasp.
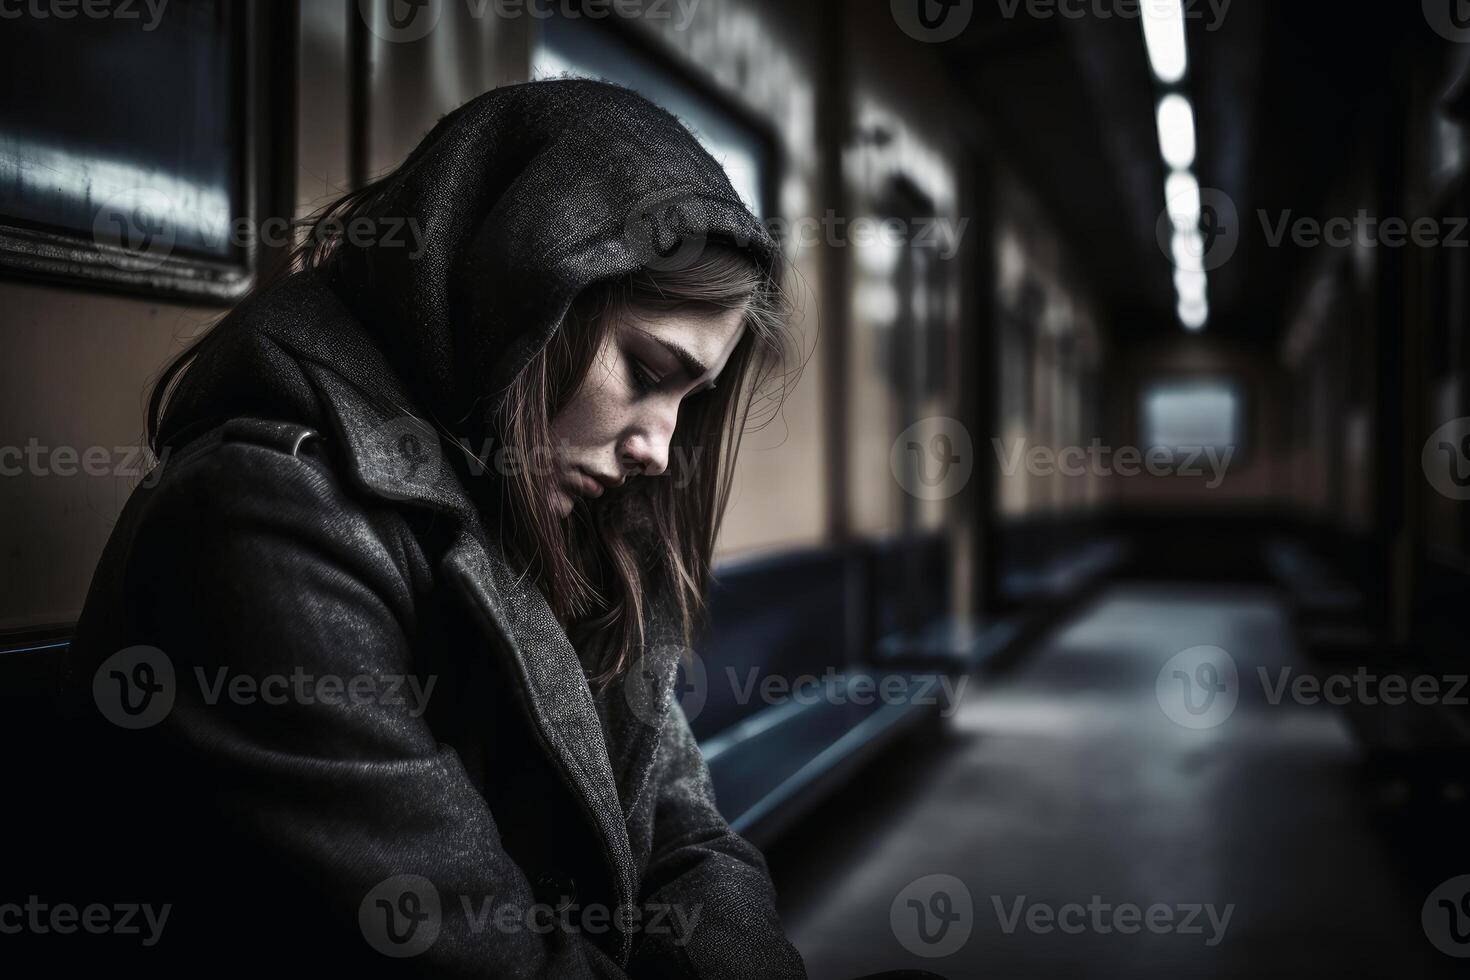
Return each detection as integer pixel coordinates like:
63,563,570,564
547,306,746,517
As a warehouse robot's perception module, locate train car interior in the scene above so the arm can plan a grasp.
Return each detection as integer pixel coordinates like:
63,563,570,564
3,1,1470,975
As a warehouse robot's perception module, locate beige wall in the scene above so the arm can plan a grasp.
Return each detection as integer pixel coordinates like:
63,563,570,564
0,281,216,630
298,0,354,214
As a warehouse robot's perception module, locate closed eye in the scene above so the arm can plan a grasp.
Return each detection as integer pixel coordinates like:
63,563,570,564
625,352,663,397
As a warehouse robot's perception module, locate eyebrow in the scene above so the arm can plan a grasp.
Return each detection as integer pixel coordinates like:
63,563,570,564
630,326,717,392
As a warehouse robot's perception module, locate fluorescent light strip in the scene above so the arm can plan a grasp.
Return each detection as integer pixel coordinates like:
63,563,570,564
1164,170,1201,229
1142,0,1189,84
1141,4,1206,329
1156,94,1197,170
1175,268,1207,302
1178,295,1209,330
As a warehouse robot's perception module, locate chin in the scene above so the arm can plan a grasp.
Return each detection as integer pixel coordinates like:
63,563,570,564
552,487,576,517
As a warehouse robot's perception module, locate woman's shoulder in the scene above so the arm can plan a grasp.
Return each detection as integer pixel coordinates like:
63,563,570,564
142,415,341,517
131,414,427,599
68,415,434,685
152,415,327,477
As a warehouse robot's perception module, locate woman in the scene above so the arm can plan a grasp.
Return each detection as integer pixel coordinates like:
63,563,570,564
46,79,807,976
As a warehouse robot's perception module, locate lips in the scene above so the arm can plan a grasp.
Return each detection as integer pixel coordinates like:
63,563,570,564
571,469,604,498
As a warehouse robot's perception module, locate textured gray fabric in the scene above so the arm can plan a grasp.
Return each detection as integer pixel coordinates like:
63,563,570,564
37,80,805,976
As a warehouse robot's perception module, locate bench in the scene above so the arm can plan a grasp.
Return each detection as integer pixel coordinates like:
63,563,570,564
998,533,1129,606
699,671,948,843
0,632,69,719
691,545,948,846
863,534,1022,673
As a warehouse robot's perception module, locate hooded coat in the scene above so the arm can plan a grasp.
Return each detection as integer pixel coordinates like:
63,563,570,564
35,79,807,977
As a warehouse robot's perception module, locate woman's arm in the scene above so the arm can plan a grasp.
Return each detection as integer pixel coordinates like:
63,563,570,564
627,698,809,978
114,426,631,976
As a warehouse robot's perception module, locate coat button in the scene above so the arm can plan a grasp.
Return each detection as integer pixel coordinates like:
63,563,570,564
533,871,578,910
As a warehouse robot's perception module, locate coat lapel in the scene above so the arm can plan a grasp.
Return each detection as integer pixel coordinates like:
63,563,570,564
591,589,685,820
440,534,639,914
298,358,642,929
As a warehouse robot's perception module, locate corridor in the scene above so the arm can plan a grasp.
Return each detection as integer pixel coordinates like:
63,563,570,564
770,585,1459,979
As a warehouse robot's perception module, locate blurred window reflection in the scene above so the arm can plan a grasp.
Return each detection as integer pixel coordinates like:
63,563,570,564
0,2,241,259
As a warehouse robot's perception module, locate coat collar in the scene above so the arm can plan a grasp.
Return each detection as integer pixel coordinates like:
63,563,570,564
274,291,683,962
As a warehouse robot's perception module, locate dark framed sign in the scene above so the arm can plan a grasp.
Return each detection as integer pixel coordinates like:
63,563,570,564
0,0,283,303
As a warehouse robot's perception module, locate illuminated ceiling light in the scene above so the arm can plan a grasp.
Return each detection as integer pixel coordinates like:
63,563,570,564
1164,170,1201,229
1175,268,1207,302
1179,296,1209,331
1171,228,1206,273
1156,94,1197,170
1141,0,1188,84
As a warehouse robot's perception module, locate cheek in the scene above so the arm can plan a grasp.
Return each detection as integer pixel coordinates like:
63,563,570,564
550,349,627,449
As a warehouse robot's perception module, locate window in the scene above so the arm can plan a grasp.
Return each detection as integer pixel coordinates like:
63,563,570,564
0,1,266,301
1141,378,1242,455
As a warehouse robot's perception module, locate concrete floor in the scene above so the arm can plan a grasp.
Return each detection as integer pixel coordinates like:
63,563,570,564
766,584,1461,980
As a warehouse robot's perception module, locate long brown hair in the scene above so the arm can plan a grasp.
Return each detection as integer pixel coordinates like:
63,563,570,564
146,176,799,695
488,246,795,692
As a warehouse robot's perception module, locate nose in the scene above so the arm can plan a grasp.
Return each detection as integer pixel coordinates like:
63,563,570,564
621,400,678,478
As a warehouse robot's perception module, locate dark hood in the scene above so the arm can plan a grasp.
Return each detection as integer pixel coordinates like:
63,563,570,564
156,78,778,451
